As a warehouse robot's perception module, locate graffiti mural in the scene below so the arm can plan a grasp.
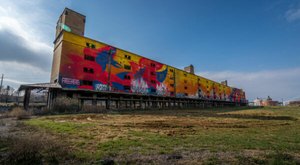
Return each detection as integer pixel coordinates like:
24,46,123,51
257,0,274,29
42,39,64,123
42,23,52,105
131,78,149,94
94,82,109,91
57,32,246,103
62,77,80,86
156,83,168,96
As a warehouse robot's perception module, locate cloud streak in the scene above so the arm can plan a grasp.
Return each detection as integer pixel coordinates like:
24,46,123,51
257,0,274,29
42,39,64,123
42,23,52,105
0,1,53,70
0,30,52,70
198,67,300,102
285,7,300,22
0,0,65,89
0,61,50,89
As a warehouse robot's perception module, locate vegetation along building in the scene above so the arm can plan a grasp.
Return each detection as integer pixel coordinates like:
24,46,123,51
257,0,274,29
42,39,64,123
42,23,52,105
21,8,247,110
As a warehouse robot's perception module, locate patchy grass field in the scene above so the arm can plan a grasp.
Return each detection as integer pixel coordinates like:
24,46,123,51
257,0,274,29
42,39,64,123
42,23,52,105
2,106,300,164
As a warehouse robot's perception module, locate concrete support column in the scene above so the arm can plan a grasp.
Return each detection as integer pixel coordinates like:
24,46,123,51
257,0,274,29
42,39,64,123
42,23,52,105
80,99,84,110
23,89,31,110
106,95,111,110
92,94,97,106
116,100,119,109
47,89,52,109
129,97,133,109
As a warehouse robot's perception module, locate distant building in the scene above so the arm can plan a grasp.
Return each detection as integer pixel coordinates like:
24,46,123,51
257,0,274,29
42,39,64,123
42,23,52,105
253,98,262,106
288,100,300,106
253,96,279,106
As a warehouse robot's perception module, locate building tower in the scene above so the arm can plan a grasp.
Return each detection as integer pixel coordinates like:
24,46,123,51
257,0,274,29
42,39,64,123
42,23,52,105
184,64,194,74
51,8,86,83
55,8,86,38
221,80,228,86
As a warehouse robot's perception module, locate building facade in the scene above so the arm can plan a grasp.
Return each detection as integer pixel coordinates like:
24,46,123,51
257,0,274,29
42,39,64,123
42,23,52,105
47,8,247,109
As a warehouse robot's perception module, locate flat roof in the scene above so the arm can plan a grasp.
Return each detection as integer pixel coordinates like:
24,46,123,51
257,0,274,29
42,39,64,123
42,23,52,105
19,83,62,91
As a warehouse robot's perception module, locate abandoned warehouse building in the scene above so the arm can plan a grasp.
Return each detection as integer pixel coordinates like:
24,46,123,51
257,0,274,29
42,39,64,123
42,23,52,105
19,8,247,110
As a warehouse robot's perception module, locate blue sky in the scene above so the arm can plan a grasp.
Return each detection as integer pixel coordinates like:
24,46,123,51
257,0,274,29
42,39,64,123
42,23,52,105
0,0,300,101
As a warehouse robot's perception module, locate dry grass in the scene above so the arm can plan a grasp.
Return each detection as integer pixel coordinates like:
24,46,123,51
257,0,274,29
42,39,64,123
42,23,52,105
8,107,31,120
51,97,78,113
1,106,299,164
0,132,78,164
219,109,275,116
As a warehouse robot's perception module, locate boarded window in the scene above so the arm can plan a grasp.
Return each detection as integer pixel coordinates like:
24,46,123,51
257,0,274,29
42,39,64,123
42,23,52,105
151,72,155,76
84,55,95,61
124,54,131,60
82,80,93,86
124,86,131,90
86,42,96,49
83,67,94,73
124,75,131,80
124,65,131,70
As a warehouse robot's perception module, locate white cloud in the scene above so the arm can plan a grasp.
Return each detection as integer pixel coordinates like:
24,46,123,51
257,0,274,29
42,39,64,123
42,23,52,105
4,78,31,85
0,1,53,56
198,67,300,102
0,61,50,89
0,0,64,89
285,7,300,22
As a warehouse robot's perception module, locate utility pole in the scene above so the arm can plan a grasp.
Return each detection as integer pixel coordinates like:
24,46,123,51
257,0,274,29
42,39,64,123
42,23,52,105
107,48,112,92
106,48,112,110
6,85,9,103
0,74,3,100
0,74,3,91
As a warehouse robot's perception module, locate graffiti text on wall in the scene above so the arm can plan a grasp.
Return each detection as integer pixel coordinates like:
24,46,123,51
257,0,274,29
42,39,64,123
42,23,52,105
95,83,108,91
62,77,80,85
